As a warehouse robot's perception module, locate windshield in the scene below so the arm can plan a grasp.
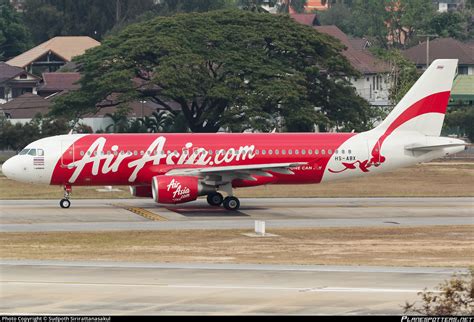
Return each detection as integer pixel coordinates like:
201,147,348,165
18,148,44,156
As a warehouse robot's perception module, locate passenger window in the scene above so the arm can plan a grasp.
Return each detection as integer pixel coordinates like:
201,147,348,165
255,150,259,155
348,149,352,154
282,149,286,155
28,149,37,156
262,149,266,155
275,149,279,155
208,150,212,155
308,149,312,155
80,151,85,156
302,149,306,155
341,149,345,154
140,151,144,155
288,149,293,155
322,149,326,155
335,150,338,154
315,149,319,155
295,149,299,155
328,149,332,155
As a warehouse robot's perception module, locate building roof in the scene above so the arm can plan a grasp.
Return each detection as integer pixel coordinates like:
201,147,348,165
290,13,320,26
7,36,101,68
450,75,474,101
314,25,391,74
0,63,40,83
403,37,474,66
39,72,81,92
0,93,51,118
305,0,329,11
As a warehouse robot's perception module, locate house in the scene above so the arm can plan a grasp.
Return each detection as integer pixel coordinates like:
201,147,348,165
433,0,466,12
0,92,172,132
289,13,320,26
6,36,100,75
314,26,393,107
37,72,81,98
0,63,40,104
402,37,474,74
0,92,51,122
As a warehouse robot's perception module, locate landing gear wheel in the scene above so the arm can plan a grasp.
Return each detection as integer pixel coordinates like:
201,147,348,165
60,198,71,209
223,196,240,211
207,192,224,206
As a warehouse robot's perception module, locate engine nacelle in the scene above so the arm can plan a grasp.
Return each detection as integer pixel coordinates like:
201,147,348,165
151,175,213,204
129,185,153,198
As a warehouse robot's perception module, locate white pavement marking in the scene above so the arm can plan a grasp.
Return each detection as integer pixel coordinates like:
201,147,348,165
0,259,468,274
1,280,436,293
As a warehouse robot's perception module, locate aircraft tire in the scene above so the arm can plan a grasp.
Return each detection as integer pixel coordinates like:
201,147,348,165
223,196,240,211
60,198,71,209
207,192,224,206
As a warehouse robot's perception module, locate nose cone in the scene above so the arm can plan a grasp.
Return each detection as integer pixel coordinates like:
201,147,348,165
1,157,15,179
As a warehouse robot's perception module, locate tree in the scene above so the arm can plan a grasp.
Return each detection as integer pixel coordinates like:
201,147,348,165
317,2,354,34
404,268,473,315
237,0,278,12
371,48,419,104
350,0,390,48
51,9,374,133
277,0,307,14
0,0,32,60
444,105,474,142
426,11,474,41
23,0,157,43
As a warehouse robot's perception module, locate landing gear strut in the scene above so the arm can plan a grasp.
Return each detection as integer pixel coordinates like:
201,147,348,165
207,192,224,206
60,184,72,209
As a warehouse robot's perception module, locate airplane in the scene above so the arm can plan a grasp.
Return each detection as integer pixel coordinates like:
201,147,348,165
1,59,467,210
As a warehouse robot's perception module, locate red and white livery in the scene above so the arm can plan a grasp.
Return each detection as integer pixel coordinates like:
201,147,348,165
2,59,466,210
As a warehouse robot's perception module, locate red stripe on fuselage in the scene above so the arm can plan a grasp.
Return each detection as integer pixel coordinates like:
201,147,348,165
50,133,356,187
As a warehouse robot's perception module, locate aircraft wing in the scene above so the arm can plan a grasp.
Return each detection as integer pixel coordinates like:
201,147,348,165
165,162,307,183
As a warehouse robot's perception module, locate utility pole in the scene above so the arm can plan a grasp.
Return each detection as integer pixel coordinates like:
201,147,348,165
116,0,121,24
418,34,438,69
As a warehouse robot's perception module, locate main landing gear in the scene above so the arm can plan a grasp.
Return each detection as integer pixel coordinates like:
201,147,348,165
60,184,72,209
206,191,240,211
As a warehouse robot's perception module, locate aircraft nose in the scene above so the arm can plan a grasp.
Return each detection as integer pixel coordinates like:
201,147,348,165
2,156,17,179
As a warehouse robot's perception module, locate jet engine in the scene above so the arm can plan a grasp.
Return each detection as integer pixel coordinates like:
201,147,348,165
151,175,214,204
129,185,153,198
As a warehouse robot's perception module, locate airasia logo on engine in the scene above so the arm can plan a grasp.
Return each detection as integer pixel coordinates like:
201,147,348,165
166,178,191,201
153,176,198,204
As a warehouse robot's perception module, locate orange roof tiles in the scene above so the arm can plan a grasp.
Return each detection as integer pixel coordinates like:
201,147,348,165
7,36,100,68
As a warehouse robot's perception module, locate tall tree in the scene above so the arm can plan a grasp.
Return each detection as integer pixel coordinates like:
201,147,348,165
426,11,474,41
0,0,32,60
51,9,374,133
317,2,353,34
23,0,157,43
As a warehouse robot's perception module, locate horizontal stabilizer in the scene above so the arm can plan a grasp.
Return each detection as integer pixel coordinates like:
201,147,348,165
405,142,467,151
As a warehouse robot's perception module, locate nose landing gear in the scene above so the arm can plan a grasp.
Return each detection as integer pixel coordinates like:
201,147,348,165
60,184,72,208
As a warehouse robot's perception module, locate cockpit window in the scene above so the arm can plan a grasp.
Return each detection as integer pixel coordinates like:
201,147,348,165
18,148,43,156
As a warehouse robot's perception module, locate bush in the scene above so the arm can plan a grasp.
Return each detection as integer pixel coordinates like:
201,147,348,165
403,268,473,315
